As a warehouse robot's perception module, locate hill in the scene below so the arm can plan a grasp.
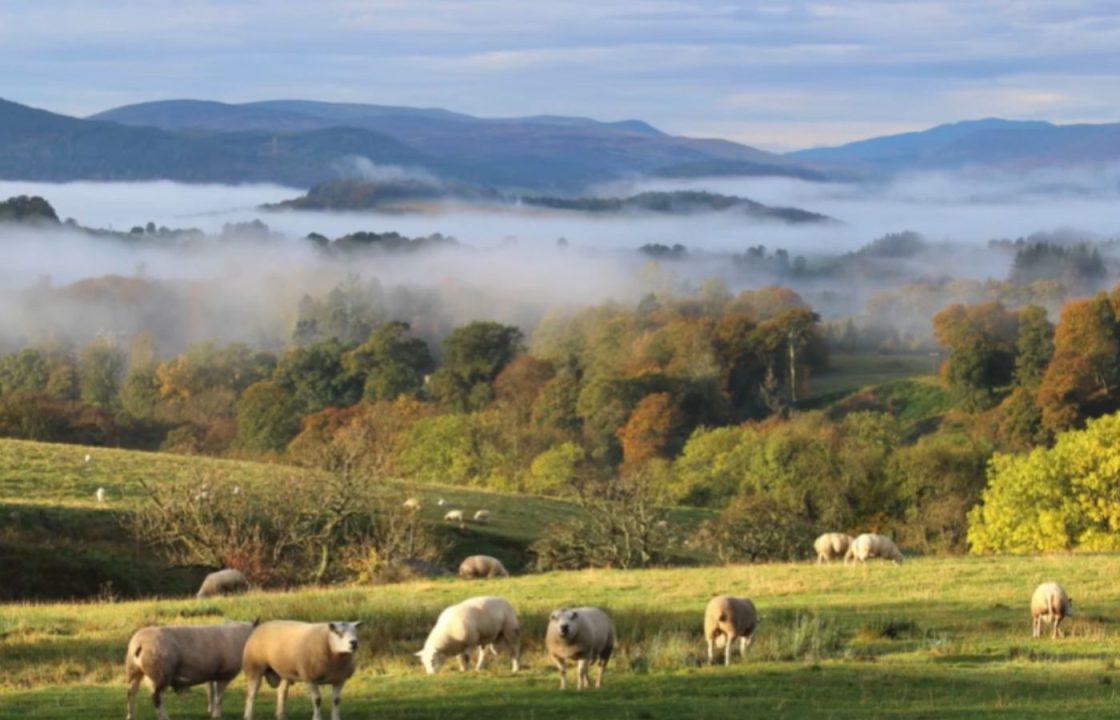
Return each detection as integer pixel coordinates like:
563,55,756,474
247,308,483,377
520,190,835,223
791,117,1120,174
90,98,822,190
3,555,1120,718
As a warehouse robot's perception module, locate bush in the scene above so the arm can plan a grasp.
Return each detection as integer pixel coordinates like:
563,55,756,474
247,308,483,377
692,494,813,563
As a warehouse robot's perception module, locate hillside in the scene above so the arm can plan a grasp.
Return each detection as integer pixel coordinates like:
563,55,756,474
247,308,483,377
4,556,1120,718
792,117,1120,174
89,98,823,190
0,439,706,600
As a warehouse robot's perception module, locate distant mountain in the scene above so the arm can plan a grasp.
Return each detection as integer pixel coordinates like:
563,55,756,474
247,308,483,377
791,118,1120,174
91,98,821,190
521,190,834,223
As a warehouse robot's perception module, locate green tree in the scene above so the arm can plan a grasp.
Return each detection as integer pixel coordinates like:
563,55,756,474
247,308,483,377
932,301,1019,411
274,339,362,414
79,340,125,409
429,321,523,410
235,380,299,453
526,442,586,496
345,322,434,402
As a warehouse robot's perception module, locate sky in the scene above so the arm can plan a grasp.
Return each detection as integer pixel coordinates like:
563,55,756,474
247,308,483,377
1,1,1119,150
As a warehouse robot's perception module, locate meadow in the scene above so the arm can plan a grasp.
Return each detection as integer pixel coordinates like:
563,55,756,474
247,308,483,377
3,556,1120,718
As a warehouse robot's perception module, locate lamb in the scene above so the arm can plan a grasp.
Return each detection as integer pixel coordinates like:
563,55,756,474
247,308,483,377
1031,582,1073,639
242,620,361,720
95,487,106,503
845,533,903,564
415,596,521,674
444,509,464,523
473,509,491,524
125,620,257,720
196,569,250,599
402,497,422,512
437,498,447,507
703,595,758,665
813,533,852,564
458,555,510,580
545,607,615,690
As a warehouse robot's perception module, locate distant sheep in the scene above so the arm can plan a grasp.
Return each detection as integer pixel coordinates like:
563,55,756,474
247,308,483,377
546,607,615,690
437,498,447,507
473,509,491,524
84,453,91,463
655,520,669,530
444,509,464,523
125,620,257,720
95,487,106,503
704,595,758,665
196,569,249,599
415,596,521,674
846,533,903,564
242,620,361,720
402,497,422,512
1032,582,1072,639
458,555,509,579
814,533,852,564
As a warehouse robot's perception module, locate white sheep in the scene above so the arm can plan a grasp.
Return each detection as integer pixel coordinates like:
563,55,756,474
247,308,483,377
704,595,758,665
196,569,249,599
125,620,257,720
415,596,521,674
472,509,491,524
402,497,422,512
84,453,91,463
444,509,464,524
813,532,852,564
95,487,106,503
457,555,510,579
242,620,361,720
545,607,616,690
437,498,447,507
1032,582,1073,639
846,533,903,564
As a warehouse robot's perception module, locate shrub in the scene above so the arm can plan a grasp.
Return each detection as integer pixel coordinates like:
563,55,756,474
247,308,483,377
692,494,813,563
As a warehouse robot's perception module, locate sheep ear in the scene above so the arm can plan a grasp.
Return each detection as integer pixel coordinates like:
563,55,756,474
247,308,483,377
328,622,339,633
351,621,362,628
252,617,261,627
570,611,579,619
414,650,424,657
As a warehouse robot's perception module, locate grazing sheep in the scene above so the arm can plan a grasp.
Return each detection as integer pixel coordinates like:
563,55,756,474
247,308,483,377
704,595,758,665
437,498,447,507
845,533,903,564
473,509,491,524
95,487,106,503
125,620,257,720
402,497,422,512
813,533,852,564
196,569,249,599
444,509,464,523
458,555,510,579
84,453,91,463
1032,582,1073,639
415,596,521,674
242,621,361,720
545,607,615,690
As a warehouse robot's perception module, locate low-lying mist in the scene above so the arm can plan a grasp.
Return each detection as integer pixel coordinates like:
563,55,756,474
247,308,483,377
1,168,1118,355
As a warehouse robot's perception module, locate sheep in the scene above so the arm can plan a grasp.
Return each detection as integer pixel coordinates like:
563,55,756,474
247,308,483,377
415,596,521,674
196,569,250,599
704,595,758,665
84,453,92,463
125,620,257,720
402,497,422,512
458,555,510,579
437,498,447,507
813,532,852,564
545,607,615,690
473,509,491,524
845,533,903,564
444,509,464,523
242,620,361,720
95,487,106,503
1032,582,1073,639
655,520,669,530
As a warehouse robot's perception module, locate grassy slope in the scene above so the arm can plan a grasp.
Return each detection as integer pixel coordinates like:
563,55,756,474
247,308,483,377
4,556,1120,718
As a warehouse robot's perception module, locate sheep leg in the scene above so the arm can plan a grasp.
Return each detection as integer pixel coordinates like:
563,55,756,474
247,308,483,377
206,681,215,717
308,683,323,720
275,679,289,720
724,634,733,666
740,634,753,660
1032,616,1040,638
1053,617,1062,639
212,680,229,719
457,652,470,672
330,685,343,720
553,657,567,689
126,676,141,720
151,687,170,720
243,674,262,720
576,659,589,690
595,658,607,689
508,635,521,673
475,645,488,671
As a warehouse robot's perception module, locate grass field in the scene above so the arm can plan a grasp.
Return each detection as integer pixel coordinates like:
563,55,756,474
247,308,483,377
3,556,1120,718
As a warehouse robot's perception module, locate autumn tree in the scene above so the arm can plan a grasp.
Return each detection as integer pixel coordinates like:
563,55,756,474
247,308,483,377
618,392,680,470
932,301,1019,411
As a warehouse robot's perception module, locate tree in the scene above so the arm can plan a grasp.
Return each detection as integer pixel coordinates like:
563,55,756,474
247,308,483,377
526,442,586,496
235,381,299,453
670,426,751,506
344,322,434,402
1037,293,1120,432
617,392,680,470
79,340,125,410
932,301,1019,411
274,339,362,414
429,321,523,410
1013,305,1054,388
968,412,1120,553
0,349,49,396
